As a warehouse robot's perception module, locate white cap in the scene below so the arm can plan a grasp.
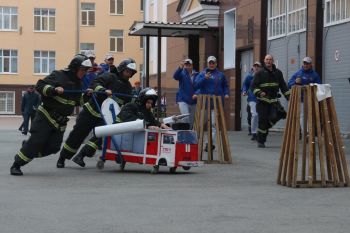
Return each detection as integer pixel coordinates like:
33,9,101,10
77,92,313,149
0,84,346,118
207,56,217,63
105,53,114,60
253,61,262,67
303,57,312,63
86,51,96,58
81,59,93,68
183,58,193,64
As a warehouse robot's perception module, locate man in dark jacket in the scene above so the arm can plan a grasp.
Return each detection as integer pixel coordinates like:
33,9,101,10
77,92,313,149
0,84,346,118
10,54,92,176
57,58,137,168
251,54,290,148
118,87,170,130
19,86,40,135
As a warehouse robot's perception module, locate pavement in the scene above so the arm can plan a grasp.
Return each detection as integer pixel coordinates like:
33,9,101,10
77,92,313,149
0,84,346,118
0,116,350,233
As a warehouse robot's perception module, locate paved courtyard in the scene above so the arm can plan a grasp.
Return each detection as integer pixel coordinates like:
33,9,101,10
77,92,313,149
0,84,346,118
0,116,349,233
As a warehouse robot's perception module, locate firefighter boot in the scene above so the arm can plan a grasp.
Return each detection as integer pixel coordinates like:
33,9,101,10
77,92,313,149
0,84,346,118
56,155,66,168
10,163,23,176
72,152,86,168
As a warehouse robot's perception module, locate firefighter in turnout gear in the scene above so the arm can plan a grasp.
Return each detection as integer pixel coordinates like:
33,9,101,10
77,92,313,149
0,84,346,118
10,54,93,176
118,88,170,129
251,54,290,148
57,58,137,168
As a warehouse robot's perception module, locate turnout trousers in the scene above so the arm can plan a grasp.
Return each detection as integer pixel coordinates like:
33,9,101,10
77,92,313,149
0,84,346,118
60,108,103,160
256,101,280,144
13,111,65,166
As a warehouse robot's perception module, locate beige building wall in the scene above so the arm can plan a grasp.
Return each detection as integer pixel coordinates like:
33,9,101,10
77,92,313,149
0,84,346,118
0,0,144,114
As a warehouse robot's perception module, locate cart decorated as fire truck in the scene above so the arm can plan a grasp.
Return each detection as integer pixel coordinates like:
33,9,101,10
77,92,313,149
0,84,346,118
94,98,203,174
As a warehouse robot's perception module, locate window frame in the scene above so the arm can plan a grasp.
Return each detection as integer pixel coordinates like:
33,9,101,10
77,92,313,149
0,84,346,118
0,49,18,74
0,91,15,114
80,43,95,55
81,3,95,26
109,29,124,53
33,8,56,32
324,0,350,27
110,0,124,15
0,6,18,31
224,8,236,69
33,50,56,75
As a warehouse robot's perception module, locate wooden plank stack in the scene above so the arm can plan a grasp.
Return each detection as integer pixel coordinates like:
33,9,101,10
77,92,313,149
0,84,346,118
193,95,232,164
277,85,349,188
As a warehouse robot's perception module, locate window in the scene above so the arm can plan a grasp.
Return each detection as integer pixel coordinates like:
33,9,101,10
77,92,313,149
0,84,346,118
34,51,55,74
0,91,15,114
110,29,123,52
34,8,55,32
110,0,124,15
224,9,236,69
81,3,95,26
268,0,286,38
163,135,175,144
268,0,306,39
80,43,95,55
287,0,306,33
0,49,18,73
325,0,350,26
141,0,144,11
0,7,18,30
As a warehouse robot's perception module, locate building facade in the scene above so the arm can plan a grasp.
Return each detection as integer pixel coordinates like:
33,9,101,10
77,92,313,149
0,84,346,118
0,0,144,115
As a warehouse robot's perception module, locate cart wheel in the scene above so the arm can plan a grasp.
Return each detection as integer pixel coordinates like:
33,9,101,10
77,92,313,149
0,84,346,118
96,160,105,170
169,167,177,174
120,161,126,171
182,166,191,171
151,165,159,174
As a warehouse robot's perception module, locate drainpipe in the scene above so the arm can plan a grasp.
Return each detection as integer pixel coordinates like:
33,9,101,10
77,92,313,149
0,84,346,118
76,0,80,53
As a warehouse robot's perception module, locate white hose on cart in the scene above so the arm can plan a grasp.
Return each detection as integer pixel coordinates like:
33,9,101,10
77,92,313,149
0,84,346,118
94,119,145,138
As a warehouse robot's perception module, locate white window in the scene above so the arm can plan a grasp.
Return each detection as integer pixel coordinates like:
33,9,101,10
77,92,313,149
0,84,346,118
325,0,350,26
81,3,95,26
34,8,55,32
268,0,307,39
110,0,124,15
80,43,95,55
0,91,15,114
287,0,307,33
0,6,18,31
224,9,236,69
110,29,123,52
0,49,18,73
34,51,55,75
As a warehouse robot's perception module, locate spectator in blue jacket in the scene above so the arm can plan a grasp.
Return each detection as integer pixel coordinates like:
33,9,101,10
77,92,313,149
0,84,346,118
242,62,262,140
288,56,321,134
82,52,102,90
173,58,199,128
99,53,116,74
195,56,229,152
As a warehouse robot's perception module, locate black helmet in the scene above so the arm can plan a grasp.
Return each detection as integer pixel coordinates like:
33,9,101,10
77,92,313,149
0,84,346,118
138,88,158,105
117,58,137,76
68,54,92,71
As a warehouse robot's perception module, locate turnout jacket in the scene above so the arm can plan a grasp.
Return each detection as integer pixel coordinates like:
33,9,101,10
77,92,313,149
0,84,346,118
84,70,133,118
251,64,290,104
36,70,83,129
118,103,161,128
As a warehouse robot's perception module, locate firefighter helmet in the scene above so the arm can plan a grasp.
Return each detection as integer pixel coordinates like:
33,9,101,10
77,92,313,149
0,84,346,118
117,58,137,76
68,54,93,71
138,88,158,105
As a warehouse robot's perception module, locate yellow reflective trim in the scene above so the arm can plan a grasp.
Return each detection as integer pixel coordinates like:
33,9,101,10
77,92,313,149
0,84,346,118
63,143,77,153
94,85,104,92
259,83,279,88
18,151,32,162
284,90,291,96
257,97,278,103
84,102,101,118
37,105,67,131
43,85,53,96
258,128,267,134
79,95,84,106
53,96,76,106
253,88,261,94
86,141,98,150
